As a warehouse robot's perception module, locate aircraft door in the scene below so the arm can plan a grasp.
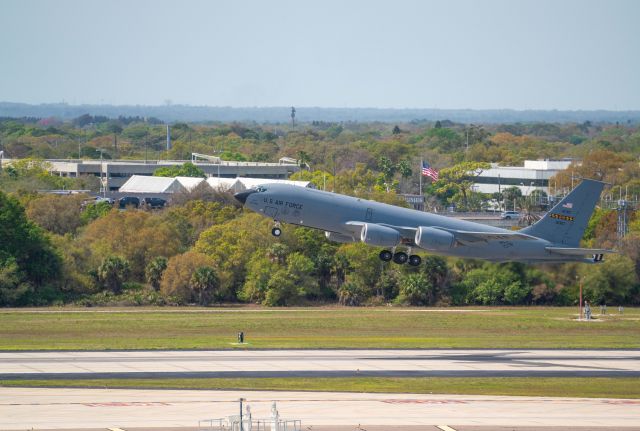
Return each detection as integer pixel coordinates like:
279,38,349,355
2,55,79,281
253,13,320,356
365,208,373,221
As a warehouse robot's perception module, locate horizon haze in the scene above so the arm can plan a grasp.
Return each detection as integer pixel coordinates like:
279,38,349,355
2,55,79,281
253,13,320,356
1,0,639,110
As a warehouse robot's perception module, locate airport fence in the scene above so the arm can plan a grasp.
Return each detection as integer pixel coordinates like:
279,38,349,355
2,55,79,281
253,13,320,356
199,417,301,431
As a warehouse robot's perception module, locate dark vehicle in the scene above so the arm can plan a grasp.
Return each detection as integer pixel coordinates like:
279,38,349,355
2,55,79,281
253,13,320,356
141,197,167,209
118,196,140,209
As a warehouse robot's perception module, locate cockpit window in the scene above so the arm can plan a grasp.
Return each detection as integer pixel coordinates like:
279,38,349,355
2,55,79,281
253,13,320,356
255,186,267,192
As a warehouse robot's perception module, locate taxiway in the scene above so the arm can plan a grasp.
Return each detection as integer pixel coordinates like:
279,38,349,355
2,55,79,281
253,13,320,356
1,349,638,379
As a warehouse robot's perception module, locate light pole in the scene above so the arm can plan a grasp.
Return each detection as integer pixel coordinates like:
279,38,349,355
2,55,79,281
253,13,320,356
579,276,583,320
529,181,535,205
98,149,107,197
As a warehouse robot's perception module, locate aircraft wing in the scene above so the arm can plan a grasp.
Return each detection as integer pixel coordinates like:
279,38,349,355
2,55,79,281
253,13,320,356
545,247,617,256
344,221,538,244
344,221,417,239
435,228,538,244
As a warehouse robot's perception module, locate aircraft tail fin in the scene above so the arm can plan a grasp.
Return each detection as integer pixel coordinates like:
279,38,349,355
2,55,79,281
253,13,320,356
521,179,605,247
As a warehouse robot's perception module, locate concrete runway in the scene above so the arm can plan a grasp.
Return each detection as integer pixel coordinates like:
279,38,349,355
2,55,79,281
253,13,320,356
1,349,639,379
2,350,639,429
1,387,640,430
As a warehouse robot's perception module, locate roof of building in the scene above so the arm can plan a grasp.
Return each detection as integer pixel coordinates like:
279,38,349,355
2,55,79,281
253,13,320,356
175,176,206,191
236,177,312,189
119,175,186,194
205,177,241,191
119,175,312,194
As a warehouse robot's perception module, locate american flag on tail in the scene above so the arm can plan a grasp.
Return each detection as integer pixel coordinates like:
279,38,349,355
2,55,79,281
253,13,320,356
421,161,439,181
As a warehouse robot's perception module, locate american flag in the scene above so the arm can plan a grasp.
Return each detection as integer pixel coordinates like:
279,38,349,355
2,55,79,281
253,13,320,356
421,161,439,181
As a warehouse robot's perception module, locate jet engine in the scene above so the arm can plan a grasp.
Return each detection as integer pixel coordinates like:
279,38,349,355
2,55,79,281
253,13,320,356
325,231,356,243
415,226,455,251
360,223,401,247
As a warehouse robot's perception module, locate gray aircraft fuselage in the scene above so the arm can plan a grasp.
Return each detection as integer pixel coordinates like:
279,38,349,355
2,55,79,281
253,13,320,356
237,183,576,263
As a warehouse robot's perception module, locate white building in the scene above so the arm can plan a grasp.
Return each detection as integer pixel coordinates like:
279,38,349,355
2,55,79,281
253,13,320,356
175,176,206,191
206,177,242,192
1,157,302,191
473,160,573,196
119,176,186,194
119,175,313,197
235,177,312,191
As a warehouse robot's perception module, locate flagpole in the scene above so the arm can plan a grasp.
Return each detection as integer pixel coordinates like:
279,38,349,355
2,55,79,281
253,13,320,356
419,158,423,195
419,158,423,211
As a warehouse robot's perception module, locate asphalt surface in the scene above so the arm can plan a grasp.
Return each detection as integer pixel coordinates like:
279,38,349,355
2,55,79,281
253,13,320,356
1,349,639,379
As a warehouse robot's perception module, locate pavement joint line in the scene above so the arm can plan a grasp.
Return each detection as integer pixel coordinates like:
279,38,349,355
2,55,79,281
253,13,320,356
437,426,458,431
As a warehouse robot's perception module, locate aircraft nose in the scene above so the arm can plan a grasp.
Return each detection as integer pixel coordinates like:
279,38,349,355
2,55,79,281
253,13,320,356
234,189,256,205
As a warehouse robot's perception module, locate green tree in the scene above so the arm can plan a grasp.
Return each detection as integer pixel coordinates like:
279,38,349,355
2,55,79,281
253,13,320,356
425,127,463,152
396,160,412,178
502,186,522,212
81,210,182,281
423,255,449,304
0,191,61,290
285,252,319,299
190,266,220,305
160,251,216,303
240,252,278,303
581,254,637,304
473,278,502,305
334,243,382,302
145,256,168,291
436,161,490,210
26,194,87,235
264,269,298,306
297,150,310,168
0,258,29,306
460,264,530,305
97,255,130,294
154,162,205,178
397,273,431,305
337,281,368,306
375,269,399,301
289,170,334,190
80,201,113,224
267,243,289,264
377,156,397,192
195,212,274,297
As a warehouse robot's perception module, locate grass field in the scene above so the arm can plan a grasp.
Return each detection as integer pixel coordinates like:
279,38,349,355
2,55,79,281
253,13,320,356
2,377,639,399
0,306,638,350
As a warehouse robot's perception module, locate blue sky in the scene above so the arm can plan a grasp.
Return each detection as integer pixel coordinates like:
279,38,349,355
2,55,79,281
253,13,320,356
1,0,638,109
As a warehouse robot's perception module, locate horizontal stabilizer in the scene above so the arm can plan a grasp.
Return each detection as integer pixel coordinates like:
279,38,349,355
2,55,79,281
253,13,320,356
545,247,616,256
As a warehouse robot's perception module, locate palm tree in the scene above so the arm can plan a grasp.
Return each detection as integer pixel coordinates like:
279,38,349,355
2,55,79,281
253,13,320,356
97,255,130,294
190,266,219,305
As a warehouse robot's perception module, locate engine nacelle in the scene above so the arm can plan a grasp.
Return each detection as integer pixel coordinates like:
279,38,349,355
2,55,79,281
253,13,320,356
325,231,356,243
360,223,401,247
415,226,455,251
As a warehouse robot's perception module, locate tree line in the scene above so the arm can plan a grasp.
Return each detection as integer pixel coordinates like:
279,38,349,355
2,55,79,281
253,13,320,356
1,117,640,307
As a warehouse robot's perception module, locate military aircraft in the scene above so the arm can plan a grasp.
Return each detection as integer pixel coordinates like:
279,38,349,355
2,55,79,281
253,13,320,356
234,178,614,265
